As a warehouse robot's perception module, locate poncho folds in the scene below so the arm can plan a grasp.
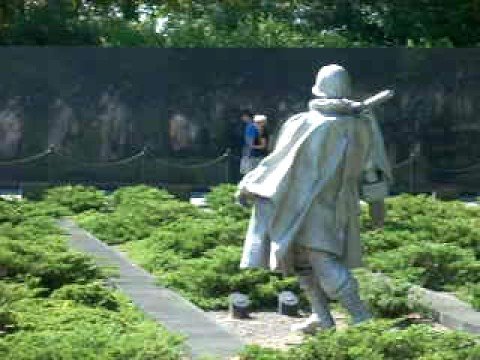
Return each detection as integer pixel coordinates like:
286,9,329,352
238,98,392,275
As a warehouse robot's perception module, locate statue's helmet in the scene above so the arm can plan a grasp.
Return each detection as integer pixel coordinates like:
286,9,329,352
312,64,352,99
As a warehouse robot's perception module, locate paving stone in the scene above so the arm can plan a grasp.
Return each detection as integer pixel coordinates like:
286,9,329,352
58,218,245,359
409,286,480,334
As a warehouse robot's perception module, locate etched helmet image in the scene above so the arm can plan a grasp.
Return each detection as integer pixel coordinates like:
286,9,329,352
312,64,352,99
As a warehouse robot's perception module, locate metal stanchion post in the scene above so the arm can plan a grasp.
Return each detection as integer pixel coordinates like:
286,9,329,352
225,148,231,183
409,143,421,193
409,151,415,193
47,145,55,185
140,146,147,184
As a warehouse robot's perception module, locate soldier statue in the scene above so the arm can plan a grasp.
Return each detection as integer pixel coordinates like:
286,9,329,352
237,64,393,333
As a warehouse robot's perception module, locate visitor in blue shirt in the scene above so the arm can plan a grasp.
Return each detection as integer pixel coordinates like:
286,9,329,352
244,119,259,156
239,110,259,175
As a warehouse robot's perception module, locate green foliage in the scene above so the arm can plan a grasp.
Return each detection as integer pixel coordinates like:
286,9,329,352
0,233,101,291
17,201,72,218
0,193,184,359
93,18,165,47
457,283,480,311
159,1,480,47
158,245,300,310
77,211,156,245
0,199,69,226
240,320,480,360
51,282,120,311
240,345,288,360
472,284,480,311
0,201,102,291
77,185,207,245
0,281,41,334
103,185,296,310
355,269,412,318
6,185,478,358
75,186,480,312
0,200,22,224
0,298,183,360
1,5,100,46
112,185,176,207
366,243,479,291
0,281,40,306
361,195,480,300
205,184,250,221
471,284,480,310
160,12,356,48
44,185,110,214
0,2,164,46
3,1,479,46
132,217,247,259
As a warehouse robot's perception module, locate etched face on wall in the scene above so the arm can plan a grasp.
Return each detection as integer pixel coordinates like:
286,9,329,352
48,98,78,150
0,98,23,158
97,89,132,161
168,113,197,152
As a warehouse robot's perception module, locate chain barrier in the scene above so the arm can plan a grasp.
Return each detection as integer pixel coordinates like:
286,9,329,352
392,145,421,171
148,149,230,169
0,146,424,172
392,155,415,170
431,161,480,175
12,143,476,187
0,146,230,169
0,147,53,165
53,147,147,167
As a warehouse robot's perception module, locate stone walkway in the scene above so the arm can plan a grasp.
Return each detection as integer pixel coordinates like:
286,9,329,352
58,218,245,360
409,286,480,334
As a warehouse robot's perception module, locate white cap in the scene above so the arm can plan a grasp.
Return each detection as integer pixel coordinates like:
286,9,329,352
253,114,267,123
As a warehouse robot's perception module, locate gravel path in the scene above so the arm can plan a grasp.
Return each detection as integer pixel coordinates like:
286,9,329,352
207,310,449,352
207,310,349,350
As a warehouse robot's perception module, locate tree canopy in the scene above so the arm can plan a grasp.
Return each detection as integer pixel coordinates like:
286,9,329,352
0,1,479,47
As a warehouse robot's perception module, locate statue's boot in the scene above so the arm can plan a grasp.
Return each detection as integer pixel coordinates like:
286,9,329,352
292,275,335,334
337,278,372,324
307,250,372,325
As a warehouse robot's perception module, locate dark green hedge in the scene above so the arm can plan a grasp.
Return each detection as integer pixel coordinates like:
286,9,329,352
0,197,184,359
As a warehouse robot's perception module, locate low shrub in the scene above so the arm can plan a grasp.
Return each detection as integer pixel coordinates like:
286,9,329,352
0,299,184,360
0,282,36,333
0,200,23,224
76,185,208,245
158,245,301,310
205,184,251,221
456,283,480,311
361,229,427,255
72,185,480,312
112,185,176,207
0,235,101,291
472,284,480,311
355,269,413,318
0,194,185,359
125,217,248,261
51,282,120,311
0,280,42,306
18,200,72,218
43,185,110,214
366,243,479,291
77,211,155,245
360,194,480,311
239,320,480,359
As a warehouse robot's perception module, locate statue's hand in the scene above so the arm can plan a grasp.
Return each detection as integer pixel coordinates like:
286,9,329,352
235,189,250,207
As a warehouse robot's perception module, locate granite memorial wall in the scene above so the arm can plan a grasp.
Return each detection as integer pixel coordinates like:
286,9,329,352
0,48,479,192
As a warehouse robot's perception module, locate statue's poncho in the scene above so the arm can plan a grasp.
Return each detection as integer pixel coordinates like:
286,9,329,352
238,99,391,275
